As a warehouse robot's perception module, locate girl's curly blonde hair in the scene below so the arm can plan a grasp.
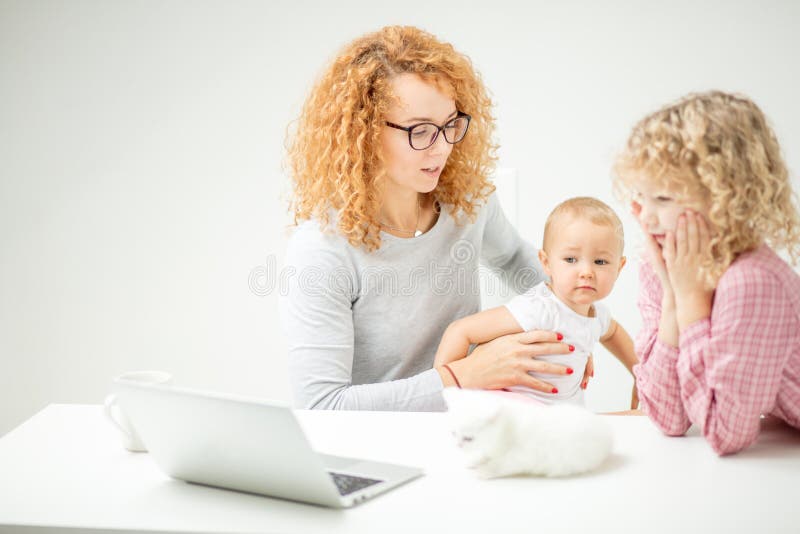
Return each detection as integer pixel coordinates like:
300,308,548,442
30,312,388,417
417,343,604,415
286,25,497,250
614,90,800,283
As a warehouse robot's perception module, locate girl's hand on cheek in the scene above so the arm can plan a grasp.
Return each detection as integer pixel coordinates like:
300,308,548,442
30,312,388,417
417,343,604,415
663,212,709,295
663,211,716,327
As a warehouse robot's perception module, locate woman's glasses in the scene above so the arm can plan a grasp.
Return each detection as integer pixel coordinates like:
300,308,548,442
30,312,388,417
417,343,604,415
385,111,471,150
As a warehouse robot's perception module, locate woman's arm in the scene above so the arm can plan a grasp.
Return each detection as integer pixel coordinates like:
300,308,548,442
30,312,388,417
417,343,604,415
433,306,523,367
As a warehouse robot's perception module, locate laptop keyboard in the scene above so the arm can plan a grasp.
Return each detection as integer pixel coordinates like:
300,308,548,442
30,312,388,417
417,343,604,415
329,472,382,496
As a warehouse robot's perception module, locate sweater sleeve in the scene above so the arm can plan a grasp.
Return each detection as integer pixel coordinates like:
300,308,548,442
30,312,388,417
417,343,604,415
633,262,693,436
480,192,545,293
675,267,793,455
280,226,446,411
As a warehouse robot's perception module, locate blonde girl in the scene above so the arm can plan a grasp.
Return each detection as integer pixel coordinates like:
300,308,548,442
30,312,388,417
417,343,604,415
281,26,575,410
615,91,800,454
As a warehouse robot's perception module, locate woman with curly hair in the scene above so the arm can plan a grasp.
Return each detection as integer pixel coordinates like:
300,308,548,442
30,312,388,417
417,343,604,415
281,26,574,410
614,90,800,454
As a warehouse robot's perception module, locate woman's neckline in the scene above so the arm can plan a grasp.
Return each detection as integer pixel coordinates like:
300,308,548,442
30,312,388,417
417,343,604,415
380,200,444,242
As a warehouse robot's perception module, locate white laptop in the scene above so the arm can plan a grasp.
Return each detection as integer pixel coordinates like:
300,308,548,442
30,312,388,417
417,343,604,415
114,378,423,508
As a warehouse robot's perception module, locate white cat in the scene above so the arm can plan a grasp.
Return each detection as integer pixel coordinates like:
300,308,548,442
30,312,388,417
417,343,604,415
443,388,613,479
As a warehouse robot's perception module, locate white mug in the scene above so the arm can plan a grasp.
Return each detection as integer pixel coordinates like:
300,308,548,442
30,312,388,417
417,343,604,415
104,370,172,452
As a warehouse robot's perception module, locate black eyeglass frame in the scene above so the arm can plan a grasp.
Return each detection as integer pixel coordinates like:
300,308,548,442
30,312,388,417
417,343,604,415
385,111,472,150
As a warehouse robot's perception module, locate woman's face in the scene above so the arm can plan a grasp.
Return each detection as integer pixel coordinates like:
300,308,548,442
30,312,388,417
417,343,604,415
381,73,456,195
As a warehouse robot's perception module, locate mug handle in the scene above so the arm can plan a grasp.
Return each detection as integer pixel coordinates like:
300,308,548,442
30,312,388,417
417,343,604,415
104,394,134,440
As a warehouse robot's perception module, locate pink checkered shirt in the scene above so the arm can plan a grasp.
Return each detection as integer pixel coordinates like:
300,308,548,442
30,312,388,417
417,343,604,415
634,244,800,455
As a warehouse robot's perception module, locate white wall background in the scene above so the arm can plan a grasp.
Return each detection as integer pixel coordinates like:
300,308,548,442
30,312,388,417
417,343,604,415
1,0,798,435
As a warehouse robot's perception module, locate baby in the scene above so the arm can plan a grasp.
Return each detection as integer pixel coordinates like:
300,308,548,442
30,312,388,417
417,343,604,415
435,197,638,405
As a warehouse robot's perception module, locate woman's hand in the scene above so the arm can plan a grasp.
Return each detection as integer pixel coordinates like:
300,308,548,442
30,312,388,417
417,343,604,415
445,330,573,394
662,211,716,329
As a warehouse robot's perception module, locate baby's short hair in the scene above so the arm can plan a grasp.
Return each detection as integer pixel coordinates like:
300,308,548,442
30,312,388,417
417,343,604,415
543,197,624,253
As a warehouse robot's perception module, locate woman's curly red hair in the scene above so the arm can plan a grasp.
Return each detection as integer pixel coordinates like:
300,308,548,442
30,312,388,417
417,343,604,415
286,26,497,250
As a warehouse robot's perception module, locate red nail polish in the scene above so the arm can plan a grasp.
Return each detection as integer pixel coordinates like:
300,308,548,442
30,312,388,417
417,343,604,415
581,382,587,389
566,368,574,375
557,333,563,341
569,345,575,352
551,388,559,394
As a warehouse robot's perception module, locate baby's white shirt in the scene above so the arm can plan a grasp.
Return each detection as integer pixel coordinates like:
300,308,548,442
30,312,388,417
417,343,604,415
504,281,612,404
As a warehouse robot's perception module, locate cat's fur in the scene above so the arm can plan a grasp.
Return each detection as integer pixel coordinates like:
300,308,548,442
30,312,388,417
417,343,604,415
443,388,613,478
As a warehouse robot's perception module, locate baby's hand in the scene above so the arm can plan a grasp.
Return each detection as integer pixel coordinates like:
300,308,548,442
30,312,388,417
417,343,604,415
631,383,639,410
580,354,594,391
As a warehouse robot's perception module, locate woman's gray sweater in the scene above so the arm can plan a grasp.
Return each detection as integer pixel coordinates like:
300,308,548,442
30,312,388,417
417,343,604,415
280,193,543,411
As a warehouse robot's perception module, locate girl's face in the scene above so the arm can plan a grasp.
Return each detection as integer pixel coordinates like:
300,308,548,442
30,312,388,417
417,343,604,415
632,179,696,248
380,73,456,195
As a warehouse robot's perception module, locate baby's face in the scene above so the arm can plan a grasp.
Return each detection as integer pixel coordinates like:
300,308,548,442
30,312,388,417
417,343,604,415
540,217,625,313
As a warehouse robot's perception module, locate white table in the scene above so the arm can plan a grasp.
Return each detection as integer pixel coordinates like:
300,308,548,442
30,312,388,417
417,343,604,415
1,405,798,533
